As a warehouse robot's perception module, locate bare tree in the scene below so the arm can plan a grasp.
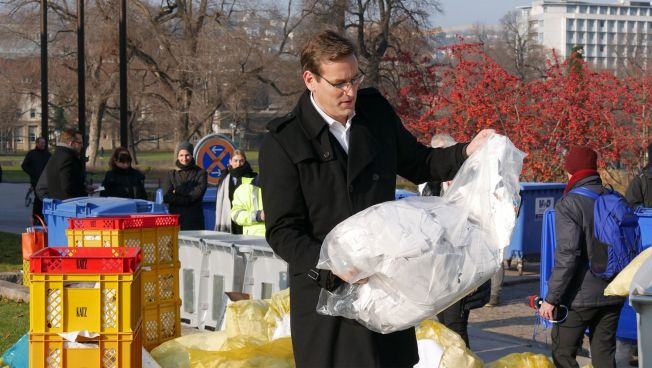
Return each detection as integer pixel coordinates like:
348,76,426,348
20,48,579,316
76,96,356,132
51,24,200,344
498,10,546,81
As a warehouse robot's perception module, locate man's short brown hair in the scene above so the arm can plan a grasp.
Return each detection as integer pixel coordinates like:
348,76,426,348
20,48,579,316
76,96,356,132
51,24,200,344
58,128,81,144
300,30,358,75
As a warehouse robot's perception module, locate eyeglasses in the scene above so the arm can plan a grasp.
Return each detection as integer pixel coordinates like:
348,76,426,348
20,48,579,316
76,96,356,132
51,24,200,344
313,71,365,91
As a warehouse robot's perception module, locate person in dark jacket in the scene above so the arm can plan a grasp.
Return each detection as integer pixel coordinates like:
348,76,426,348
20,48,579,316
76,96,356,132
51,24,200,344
100,147,148,200
214,150,257,234
163,142,207,230
539,146,625,368
35,129,87,201
259,30,494,368
625,142,652,208
22,137,51,221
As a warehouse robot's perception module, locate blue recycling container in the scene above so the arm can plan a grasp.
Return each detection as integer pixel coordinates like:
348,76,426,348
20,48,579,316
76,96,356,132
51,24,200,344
43,197,168,246
507,182,566,261
540,207,652,340
202,186,218,230
395,189,417,200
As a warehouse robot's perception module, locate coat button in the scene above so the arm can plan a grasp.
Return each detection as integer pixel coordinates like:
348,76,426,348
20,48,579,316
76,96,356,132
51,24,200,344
372,174,380,181
322,152,330,159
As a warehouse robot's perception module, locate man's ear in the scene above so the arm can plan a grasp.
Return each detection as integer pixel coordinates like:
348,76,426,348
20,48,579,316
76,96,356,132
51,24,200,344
303,70,315,91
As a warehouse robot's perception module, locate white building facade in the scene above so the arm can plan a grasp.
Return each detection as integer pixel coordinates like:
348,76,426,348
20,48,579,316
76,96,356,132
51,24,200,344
520,0,652,69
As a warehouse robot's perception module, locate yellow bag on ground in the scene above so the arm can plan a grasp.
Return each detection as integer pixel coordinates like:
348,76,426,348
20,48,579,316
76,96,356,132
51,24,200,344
264,288,291,340
416,320,484,368
151,331,229,368
188,337,294,368
225,299,271,340
605,247,652,296
488,352,553,368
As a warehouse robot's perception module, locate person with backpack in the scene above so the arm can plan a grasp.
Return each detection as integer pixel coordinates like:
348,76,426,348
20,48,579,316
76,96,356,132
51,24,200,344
539,146,639,368
625,142,652,208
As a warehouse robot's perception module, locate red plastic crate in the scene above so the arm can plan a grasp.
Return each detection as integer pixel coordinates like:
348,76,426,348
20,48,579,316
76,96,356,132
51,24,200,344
68,214,179,230
30,247,141,274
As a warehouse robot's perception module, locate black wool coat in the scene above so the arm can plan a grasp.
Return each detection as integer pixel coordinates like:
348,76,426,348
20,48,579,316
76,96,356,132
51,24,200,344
163,163,207,230
259,88,467,367
36,145,86,200
100,168,148,200
21,148,51,186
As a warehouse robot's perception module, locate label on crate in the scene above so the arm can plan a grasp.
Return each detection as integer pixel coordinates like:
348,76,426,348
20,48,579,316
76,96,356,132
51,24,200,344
84,235,101,241
194,134,236,185
535,197,555,219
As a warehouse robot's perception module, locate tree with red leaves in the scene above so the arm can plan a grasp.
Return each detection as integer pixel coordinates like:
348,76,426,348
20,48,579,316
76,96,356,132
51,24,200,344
392,42,645,183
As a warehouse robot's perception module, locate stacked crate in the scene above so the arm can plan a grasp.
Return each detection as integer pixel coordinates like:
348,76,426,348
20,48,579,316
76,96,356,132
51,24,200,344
66,214,181,350
29,247,142,368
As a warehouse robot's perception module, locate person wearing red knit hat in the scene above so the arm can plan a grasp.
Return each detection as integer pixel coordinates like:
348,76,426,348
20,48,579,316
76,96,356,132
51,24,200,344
539,146,625,368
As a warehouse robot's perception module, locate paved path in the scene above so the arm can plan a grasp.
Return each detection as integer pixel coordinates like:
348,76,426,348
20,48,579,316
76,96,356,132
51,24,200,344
0,183,32,234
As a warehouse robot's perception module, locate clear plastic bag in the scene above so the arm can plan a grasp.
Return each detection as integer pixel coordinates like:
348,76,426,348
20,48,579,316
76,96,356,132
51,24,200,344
316,134,525,333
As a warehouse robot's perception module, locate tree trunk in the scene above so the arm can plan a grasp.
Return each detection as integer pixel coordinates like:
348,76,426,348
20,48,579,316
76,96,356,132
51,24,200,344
86,98,106,167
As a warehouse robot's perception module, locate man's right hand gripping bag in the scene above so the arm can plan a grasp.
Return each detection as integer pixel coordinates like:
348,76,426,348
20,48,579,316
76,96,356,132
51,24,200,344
316,134,526,334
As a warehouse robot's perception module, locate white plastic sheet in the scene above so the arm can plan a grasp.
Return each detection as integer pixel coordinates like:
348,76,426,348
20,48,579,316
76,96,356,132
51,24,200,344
316,134,525,333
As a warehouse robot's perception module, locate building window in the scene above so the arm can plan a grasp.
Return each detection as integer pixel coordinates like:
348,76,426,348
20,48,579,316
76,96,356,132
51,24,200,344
600,45,605,53
14,127,23,143
589,6,597,14
600,6,607,15
28,126,37,142
579,5,587,13
29,109,35,119
599,20,605,29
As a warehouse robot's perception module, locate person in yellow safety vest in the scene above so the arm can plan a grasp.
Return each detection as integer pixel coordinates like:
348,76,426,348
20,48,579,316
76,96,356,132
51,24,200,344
231,176,266,236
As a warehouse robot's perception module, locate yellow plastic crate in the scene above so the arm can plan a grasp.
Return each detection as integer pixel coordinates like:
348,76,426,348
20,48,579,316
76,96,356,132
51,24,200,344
29,271,142,334
66,226,179,267
29,325,142,368
142,300,181,351
23,259,30,287
141,263,180,306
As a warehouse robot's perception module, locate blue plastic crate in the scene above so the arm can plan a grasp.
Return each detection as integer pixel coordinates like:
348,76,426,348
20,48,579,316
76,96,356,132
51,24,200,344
540,207,651,340
43,197,168,246
507,182,565,261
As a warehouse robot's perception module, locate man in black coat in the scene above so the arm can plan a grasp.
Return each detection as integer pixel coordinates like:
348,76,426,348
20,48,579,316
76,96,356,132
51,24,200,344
35,129,87,201
539,146,625,368
259,30,493,368
22,137,51,220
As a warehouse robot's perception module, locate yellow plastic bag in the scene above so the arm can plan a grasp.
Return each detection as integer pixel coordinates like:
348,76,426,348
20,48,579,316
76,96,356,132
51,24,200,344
416,320,484,368
488,352,553,368
151,331,229,368
264,288,291,340
605,247,652,296
225,299,271,340
188,337,294,368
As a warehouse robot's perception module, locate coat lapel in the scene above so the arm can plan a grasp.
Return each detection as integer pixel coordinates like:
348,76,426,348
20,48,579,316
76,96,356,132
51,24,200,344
347,111,379,185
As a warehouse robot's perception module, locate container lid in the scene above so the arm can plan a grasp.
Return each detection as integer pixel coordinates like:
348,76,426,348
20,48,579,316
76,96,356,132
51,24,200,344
635,207,652,218
43,197,167,217
519,182,566,191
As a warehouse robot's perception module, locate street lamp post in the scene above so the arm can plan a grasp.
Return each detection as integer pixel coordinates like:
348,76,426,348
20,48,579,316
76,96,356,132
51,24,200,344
40,0,48,144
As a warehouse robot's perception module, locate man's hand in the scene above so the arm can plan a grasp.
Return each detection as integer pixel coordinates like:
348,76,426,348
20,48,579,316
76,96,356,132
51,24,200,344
539,301,555,321
465,129,496,156
333,268,368,284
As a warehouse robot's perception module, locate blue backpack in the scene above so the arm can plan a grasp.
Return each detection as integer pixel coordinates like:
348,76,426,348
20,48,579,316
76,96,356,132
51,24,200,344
570,187,642,280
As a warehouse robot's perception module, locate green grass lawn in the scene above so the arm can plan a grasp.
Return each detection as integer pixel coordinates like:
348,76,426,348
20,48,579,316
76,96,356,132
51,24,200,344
0,298,29,355
0,232,21,273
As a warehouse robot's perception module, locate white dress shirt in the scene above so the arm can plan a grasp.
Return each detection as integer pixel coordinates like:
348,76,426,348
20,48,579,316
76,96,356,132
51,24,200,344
310,93,355,154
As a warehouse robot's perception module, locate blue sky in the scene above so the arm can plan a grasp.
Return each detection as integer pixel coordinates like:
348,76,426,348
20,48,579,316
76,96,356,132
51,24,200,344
435,0,616,28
